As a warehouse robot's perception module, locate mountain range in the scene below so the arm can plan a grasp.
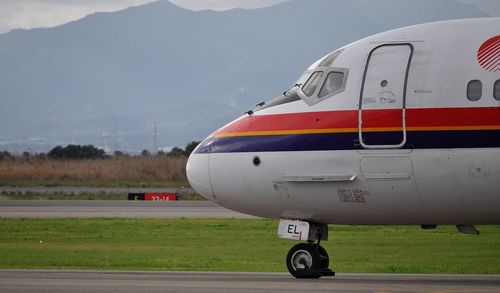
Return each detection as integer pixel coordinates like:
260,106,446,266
0,0,493,153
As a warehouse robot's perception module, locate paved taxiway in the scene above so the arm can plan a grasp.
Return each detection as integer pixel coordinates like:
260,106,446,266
0,200,258,218
1,270,500,293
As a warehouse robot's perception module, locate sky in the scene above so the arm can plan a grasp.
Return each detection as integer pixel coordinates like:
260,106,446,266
0,0,498,34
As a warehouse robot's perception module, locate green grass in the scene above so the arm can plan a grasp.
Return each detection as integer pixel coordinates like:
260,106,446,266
0,179,189,188
0,219,499,273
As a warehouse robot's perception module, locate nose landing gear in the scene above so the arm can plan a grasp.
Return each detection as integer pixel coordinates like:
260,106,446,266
286,241,334,278
278,220,335,279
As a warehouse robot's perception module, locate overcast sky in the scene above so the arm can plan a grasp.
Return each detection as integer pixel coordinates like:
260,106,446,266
0,0,497,34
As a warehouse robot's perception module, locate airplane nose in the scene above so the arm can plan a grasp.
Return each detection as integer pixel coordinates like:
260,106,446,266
186,153,215,200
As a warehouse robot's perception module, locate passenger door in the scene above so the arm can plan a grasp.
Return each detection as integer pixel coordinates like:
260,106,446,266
359,44,413,149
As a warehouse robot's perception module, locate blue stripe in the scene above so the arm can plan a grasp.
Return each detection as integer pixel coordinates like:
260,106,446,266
195,130,500,153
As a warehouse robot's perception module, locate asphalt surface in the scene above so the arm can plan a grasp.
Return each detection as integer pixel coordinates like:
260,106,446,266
0,200,258,218
1,270,500,293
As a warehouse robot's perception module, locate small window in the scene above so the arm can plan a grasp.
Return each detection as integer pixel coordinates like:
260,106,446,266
318,71,344,98
494,80,500,101
467,80,482,101
302,71,323,96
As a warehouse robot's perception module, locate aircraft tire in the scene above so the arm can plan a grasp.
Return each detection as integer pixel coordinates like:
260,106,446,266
286,243,322,279
318,245,329,269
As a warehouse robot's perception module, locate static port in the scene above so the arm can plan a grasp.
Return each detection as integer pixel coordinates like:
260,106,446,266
252,156,261,166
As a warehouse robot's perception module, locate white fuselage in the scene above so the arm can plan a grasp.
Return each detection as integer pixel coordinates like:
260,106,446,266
187,18,500,225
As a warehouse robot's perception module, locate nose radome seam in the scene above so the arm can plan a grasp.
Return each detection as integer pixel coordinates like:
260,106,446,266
186,153,216,201
207,153,216,199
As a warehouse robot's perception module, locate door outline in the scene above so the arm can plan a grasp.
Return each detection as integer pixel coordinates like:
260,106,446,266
358,43,414,149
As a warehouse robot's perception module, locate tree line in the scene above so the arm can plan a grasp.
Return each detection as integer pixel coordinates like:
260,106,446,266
0,141,200,161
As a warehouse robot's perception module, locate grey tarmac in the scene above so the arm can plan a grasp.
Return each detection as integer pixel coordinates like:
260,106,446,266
0,200,258,218
1,270,500,293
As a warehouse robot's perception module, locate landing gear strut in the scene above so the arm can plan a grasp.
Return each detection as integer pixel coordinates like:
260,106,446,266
282,222,335,279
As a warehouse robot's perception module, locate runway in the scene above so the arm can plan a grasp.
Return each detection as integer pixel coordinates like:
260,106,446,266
0,200,258,218
1,270,500,293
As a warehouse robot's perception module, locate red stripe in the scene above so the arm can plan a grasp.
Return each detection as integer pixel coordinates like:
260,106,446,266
216,107,500,135
406,107,500,127
217,110,358,133
362,109,401,128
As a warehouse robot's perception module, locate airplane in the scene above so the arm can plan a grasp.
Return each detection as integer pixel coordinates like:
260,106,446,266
187,18,500,278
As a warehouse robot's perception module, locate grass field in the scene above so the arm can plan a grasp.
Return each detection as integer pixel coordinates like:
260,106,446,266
1,218,499,274
0,179,188,188
0,156,188,188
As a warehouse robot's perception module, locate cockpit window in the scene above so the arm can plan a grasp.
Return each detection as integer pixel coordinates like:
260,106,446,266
251,49,347,111
302,71,324,96
297,68,349,106
318,71,345,98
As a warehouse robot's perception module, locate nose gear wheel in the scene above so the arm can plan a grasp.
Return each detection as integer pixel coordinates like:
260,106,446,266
286,243,333,279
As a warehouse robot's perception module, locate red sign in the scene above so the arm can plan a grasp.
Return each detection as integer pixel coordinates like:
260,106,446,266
144,193,177,201
477,35,499,72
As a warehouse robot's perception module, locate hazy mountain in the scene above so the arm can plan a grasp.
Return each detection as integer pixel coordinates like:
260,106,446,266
0,0,490,153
